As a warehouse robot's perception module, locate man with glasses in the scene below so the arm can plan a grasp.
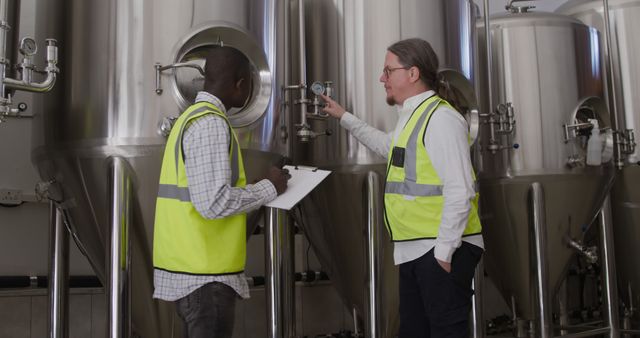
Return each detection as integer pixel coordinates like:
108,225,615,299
322,38,484,337
153,46,290,338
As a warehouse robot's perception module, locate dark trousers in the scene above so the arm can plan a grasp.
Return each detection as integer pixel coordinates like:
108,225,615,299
175,282,237,338
399,242,483,338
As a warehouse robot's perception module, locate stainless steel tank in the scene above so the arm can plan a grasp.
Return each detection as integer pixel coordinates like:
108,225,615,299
31,0,288,336
476,8,615,322
557,0,640,323
292,0,480,336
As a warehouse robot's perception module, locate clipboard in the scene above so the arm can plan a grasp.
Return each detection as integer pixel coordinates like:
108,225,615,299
265,165,331,210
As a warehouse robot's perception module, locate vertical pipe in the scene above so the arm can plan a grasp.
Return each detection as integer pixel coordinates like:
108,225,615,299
0,0,9,102
471,257,485,338
599,194,620,338
265,207,295,338
530,182,551,338
48,201,69,338
482,0,493,115
601,0,623,168
559,280,569,336
297,0,307,127
364,171,382,338
107,157,132,338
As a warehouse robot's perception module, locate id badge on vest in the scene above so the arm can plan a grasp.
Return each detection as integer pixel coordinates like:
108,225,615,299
391,146,405,167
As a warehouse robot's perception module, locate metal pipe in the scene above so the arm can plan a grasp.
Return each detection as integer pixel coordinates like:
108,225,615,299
559,280,570,336
3,39,58,93
107,157,132,338
364,171,382,338
601,0,624,168
0,0,10,102
599,194,620,338
4,70,56,92
353,307,360,337
472,257,485,338
264,206,295,338
558,327,611,338
482,0,494,146
282,0,290,148
48,201,69,338
622,283,635,338
530,182,551,338
620,329,640,336
297,0,307,127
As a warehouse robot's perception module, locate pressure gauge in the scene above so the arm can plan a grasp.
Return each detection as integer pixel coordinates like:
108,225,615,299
310,81,325,96
19,37,37,56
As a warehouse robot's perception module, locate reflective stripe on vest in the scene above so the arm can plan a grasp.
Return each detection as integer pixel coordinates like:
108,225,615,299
384,95,482,241
153,101,247,275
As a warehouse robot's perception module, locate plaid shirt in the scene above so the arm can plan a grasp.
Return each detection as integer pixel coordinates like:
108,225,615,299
153,92,277,301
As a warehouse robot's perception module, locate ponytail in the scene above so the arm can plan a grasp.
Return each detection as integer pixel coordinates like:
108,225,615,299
434,76,466,115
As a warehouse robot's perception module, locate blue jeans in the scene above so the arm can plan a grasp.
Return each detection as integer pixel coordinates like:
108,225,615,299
175,282,237,338
398,242,483,338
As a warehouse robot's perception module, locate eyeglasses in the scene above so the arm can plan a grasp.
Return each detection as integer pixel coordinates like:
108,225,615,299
382,66,409,78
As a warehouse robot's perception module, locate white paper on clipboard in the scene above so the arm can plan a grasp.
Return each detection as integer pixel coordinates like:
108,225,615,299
265,165,331,210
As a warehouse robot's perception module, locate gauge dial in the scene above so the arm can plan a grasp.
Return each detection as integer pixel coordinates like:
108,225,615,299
310,81,325,96
19,37,37,56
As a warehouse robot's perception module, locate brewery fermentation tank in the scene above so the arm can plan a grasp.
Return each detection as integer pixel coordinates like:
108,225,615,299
475,8,615,325
557,0,640,324
31,0,287,336
293,0,481,336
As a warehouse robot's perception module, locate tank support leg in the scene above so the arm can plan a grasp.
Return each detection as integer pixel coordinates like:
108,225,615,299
48,201,69,338
529,182,552,338
364,171,382,338
472,257,485,338
600,194,620,338
107,157,132,338
265,207,295,338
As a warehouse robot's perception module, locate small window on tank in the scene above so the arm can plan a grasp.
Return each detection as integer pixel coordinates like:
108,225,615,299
170,24,272,128
174,46,259,118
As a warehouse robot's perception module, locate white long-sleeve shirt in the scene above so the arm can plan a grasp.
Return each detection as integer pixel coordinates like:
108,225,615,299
340,90,484,265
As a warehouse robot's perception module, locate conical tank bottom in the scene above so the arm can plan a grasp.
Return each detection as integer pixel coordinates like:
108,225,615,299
299,164,399,337
611,165,640,317
479,170,613,319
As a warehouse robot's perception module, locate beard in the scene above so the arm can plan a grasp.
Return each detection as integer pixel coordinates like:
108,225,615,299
386,95,396,106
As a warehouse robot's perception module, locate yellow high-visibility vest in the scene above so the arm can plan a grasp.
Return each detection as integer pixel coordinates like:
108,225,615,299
384,95,482,241
153,101,247,274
